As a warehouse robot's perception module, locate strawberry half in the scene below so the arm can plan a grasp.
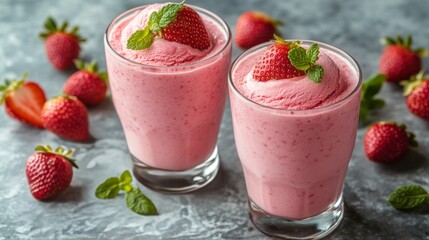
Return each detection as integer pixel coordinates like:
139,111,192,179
127,2,210,51
363,122,417,163
401,71,429,120
41,95,90,142
63,60,108,106
0,73,46,128
26,145,78,200
379,35,427,83
235,11,282,49
252,35,324,83
40,17,86,70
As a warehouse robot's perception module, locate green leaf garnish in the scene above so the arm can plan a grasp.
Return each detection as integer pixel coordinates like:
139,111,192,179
288,48,310,71
359,74,386,122
306,43,320,64
126,188,158,215
307,65,324,83
127,1,185,50
126,27,155,50
95,170,158,215
95,177,120,199
288,42,324,83
388,185,429,211
158,2,184,29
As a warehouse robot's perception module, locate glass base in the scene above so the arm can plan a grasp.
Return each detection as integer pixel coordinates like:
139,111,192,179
131,146,220,194
249,195,344,239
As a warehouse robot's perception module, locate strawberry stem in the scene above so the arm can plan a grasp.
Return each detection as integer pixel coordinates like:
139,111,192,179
35,145,79,169
40,16,86,42
400,70,427,96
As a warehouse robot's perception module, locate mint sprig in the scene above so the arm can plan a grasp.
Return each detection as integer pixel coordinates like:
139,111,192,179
288,43,324,83
127,2,184,50
388,185,429,211
360,74,386,122
95,170,158,215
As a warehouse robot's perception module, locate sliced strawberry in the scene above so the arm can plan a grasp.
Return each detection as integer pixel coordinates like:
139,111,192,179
162,6,210,51
253,36,324,83
126,2,210,51
0,74,46,128
253,41,305,81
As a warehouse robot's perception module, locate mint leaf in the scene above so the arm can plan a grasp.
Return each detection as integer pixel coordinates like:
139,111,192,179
363,74,385,99
149,12,161,32
157,2,184,28
307,65,324,83
127,27,155,50
288,47,310,71
120,170,132,183
367,98,385,109
95,177,120,199
119,170,133,192
388,185,429,211
359,105,368,121
126,188,158,215
306,43,319,64
360,74,385,121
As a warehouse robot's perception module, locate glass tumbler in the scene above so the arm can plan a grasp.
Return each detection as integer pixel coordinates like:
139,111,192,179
229,41,362,239
104,4,232,193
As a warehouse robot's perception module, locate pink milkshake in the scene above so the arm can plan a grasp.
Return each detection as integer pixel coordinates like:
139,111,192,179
229,40,361,239
105,3,231,193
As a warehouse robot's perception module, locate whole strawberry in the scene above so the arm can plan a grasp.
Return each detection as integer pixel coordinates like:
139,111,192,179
235,11,282,49
40,17,86,70
127,2,210,51
41,95,90,142
364,122,417,163
252,35,324,83
63,60,108,106
0,73,46,128
379,35,427,83
26,145,78,200
401,71,429,120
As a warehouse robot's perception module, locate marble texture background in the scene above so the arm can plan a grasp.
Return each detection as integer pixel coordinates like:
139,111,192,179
1,0,429,239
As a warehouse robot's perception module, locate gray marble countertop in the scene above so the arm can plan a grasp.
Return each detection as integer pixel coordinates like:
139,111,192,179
1,0,429,239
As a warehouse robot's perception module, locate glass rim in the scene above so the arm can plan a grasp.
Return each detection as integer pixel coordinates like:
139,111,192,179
104,4,232,69
228,40,363,113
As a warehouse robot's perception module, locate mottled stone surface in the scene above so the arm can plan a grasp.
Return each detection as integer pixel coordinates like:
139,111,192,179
1,0,429,239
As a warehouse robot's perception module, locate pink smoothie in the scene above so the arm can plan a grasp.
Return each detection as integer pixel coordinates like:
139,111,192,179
105,4,231,170
230,42,361,219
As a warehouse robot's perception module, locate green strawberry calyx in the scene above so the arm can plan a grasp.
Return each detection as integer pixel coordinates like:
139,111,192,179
0,72,29,105
274,35,324,83
127,1,185,50
400,70,428,96
40,16,86,42
381,35,428,58
35,145,79,169
74,59,108,83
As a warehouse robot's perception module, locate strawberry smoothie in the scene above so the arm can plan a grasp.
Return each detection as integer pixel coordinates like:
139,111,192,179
105,3,231,181
229,41,361,222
